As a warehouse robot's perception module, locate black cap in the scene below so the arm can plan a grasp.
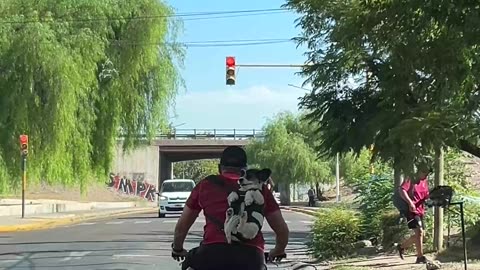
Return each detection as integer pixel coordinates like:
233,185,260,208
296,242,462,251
220,146,247,168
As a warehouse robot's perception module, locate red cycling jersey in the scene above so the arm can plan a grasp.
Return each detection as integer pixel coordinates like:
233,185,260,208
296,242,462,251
185,172,280,251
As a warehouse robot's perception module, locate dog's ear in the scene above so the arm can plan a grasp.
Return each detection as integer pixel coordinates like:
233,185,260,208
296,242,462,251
256,168,271,182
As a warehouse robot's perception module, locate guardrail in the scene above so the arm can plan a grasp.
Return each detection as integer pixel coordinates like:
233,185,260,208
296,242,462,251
156,129,265,140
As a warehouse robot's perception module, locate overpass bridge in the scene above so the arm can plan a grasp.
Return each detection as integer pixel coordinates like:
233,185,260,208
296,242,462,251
111,129,264,187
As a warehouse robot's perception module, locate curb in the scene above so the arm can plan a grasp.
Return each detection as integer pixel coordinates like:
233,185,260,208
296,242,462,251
0,207,157,233
281,206,318,217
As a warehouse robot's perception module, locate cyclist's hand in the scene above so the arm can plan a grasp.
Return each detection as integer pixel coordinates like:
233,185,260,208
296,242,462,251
171,244,188,261
268,248,286,262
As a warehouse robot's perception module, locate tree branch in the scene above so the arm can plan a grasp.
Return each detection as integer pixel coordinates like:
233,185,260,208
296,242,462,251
458,139,480,158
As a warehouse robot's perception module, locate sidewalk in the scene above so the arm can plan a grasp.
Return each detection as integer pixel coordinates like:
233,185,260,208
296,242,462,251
0,198,154,216
0,207,156,232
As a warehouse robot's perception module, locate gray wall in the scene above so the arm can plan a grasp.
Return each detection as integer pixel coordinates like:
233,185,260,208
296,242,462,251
111,144,159,186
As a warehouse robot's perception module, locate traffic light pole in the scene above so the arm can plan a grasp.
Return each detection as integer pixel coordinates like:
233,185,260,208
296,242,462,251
21,154,27,218
235,64,310,68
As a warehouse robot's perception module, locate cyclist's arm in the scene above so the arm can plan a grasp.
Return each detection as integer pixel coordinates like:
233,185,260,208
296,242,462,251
263,186,289,251
266,210,289,251
172,183,202,250
173,206,200,249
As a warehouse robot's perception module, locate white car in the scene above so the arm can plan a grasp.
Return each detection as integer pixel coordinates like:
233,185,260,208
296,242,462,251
157,179,195,218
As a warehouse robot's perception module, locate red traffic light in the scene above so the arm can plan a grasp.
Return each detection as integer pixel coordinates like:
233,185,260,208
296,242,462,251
19,135,28,144
226,56,235,67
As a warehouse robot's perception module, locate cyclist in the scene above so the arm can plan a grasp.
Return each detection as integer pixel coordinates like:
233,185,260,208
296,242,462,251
171,146,289,270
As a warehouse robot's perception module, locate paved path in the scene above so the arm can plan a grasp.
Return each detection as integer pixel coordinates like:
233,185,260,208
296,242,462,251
0,210,314,270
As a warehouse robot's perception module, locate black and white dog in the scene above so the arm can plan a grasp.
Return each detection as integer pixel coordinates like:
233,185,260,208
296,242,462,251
224,168,271,244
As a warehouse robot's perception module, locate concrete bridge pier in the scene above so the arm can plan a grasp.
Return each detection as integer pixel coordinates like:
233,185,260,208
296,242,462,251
159,153,173,185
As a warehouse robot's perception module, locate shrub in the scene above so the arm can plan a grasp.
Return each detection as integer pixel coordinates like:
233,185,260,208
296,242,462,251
352,175,394,243
379,211,410,249
310,207,362,260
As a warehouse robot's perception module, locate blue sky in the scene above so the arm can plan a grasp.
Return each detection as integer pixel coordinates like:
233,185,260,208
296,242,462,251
166,0,309,129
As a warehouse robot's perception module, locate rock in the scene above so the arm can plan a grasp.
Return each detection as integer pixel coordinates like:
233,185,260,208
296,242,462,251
426,260,442,270
354,240,373,248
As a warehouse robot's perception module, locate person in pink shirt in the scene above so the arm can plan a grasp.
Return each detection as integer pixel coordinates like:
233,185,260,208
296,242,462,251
397,164,432,264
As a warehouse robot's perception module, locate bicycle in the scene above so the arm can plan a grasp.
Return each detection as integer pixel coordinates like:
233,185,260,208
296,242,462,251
182,252,317,270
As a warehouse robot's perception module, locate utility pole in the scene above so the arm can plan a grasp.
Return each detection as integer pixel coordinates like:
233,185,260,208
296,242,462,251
336,153,341,202
19,135,28,218
433,147,444,251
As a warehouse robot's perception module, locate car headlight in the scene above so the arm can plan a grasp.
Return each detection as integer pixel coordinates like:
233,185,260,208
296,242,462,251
159,196,168,201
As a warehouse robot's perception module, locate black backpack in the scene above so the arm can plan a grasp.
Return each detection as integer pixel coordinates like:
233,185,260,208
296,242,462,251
392,183,415,217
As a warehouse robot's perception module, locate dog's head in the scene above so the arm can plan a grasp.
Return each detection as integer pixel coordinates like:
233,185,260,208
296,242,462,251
238,168,272,190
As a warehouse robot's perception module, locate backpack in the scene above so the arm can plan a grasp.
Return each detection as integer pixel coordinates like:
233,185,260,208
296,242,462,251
202,174,265,243
392,181,415,217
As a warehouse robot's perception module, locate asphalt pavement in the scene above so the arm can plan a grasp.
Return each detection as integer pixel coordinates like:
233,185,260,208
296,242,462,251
0,209,314,270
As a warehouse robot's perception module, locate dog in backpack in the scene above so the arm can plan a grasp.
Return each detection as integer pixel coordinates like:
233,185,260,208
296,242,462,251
224,168,271,244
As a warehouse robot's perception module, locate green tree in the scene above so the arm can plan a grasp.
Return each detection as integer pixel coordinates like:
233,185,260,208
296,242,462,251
283,0,480,177
0,0,183,194
342,149,392,186
246,112,333,205
173,159,219,182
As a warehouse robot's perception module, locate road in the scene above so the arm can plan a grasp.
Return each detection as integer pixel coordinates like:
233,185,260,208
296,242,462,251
0,210,314,270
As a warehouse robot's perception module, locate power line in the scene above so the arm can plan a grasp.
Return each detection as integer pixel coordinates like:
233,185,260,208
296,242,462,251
0,8,288,24
182,11,288,21
111,38,293,47
171,38,291,44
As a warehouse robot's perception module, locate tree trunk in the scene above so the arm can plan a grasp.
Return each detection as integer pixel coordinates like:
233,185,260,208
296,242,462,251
393,157,403,188
278,182,291,206
433,146,444,251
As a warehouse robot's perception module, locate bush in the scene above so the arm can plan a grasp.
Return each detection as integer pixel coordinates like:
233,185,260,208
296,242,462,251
379,211,410,249
353,175,394,243
310,207,362,260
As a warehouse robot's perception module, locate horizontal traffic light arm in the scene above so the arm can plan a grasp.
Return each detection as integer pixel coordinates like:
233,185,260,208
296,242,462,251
233,64,313,68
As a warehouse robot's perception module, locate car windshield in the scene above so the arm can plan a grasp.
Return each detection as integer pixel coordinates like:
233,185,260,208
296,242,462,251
161,181,194,192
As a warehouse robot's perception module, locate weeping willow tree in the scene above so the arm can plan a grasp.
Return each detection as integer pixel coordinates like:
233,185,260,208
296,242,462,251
0,0,184,194
246,112,333,205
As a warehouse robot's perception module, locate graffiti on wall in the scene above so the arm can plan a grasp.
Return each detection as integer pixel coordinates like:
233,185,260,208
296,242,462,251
107,173,156,202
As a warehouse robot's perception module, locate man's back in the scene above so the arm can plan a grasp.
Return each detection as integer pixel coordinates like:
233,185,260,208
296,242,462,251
186,172,279,251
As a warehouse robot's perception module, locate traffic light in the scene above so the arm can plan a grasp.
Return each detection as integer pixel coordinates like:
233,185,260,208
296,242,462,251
226,56,236,85
19,134,28,156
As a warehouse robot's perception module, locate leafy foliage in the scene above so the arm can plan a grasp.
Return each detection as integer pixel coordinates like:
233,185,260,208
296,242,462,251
283,0,480,176
353,176,394,242
246,112,334,186
0,0,183,194
173,159,218,182
310,207,362,260
342,149,392,186
442,150,480,231
379,211,410,250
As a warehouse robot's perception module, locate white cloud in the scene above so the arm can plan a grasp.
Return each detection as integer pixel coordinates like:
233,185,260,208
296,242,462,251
171,86,305,129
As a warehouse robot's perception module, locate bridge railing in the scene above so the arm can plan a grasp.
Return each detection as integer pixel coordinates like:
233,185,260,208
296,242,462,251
155,129,265,140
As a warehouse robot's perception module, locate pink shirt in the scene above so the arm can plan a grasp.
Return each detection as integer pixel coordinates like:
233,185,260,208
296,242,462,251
400,177,430,216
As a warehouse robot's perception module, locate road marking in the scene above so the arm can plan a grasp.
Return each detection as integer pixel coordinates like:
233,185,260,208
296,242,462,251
163,219,179,223
301,221,314,224
77,222,95,226
61,251,92,261
0,260,20,264
134,220,152,224
113,254,153,258
106,221,124,225
285,221,291,223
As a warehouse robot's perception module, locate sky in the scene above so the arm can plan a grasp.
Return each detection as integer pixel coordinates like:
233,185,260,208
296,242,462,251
166,0,309,130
